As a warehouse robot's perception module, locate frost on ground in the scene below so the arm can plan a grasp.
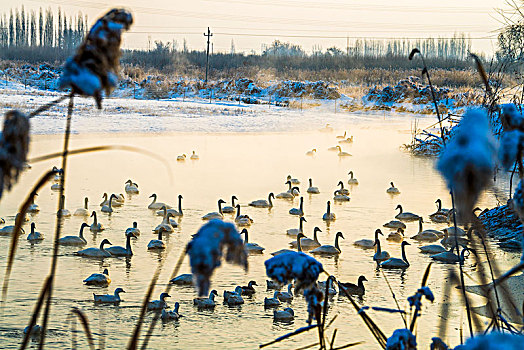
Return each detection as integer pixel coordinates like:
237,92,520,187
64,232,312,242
454,332,524,350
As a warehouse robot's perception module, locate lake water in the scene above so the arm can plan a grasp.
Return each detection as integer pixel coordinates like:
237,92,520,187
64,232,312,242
0,104,520,349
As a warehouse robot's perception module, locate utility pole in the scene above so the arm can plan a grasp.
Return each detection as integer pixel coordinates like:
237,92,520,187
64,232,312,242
204,27,213,85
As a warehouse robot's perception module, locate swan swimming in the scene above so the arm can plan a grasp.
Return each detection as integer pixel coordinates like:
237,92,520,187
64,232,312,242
83,268,111,287
354,229,383,249
373,237,390,262
190,151,199,160
383,220,406,230
177,154,186,161
387,228,404,242
106,232,136,257
224,286,245,305
336,131,347,139
27,194,40,213
148,292,171,310
311,231,344,255
264,291,281,307
249,193,274,208
126,222,141,236
271,233,305,256
170,273,193,285
307,178,320,194
235,205,253,226
290,227,322,249
74,197,89,216
394,204,421,222
240,281,258,295
57,195,71,217
148,227,167,250
338,136,354,144
193,290,218,308
347,171,359,185
241,228,265,253
89,211,104,233
340,275,367,296
287,175,300,185
333,190,350,202
27,222,44,241
59,223,89,246
148,194,172,210
161,302,181,321
156,194,184,217
287,216,306,236
273,307,294,321
306,148,317,156
380,241,410,269
222,195,238,214
94,287,125,304
76,239,112,258
154,206,176,233
101,194,117,213
289,196,304,216
202,199,226,220
322,201,336,221
336,181,350,195
336,145,352,157
125,179,139,194
277,284,294,302
386,182,400,194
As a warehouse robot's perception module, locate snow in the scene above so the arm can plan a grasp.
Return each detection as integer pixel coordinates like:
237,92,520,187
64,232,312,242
385,328,417,350
499,130,523,170
59,59,102,97
454,332,523,350
407,286,434,312
264,251,323,291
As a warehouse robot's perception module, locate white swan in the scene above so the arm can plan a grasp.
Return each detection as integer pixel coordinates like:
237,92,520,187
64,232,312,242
410,217,442,241
347,171,359,185
287,216,306,236
156,194,184,217
307,179,320,194
274,307,294,321
23,324,41,336
224,286,245,305
241,228,265,253
383,220,406,229
148,292,171,310
419,244,447,254
154,206,176,233
276,182,299,199
202,199,226,220
170,273,193,285
125,179,139,194
222,195,238,214
395,204,421,222
338,136,354,144
27,194,40,213
287,175,300,185
336,145,352,157
333,190,350,202
94,287,125,304
289,196,304,216
114,194,125,206
277,284,294,302
59,223,89,246
336,181,350,195
148,227,167,250
380,241,410,269
386,182,400,194
177,154,186,161
148,193,172,210
336,131,347,139
76,239,112,258
328,145,339,151
430,247,462,263
322,201,336,221
27,222,44,241
440,228,469,246
101,194,118,213
126,222,141,236
272,233,305,256
89,211,104,233
354,229,383,249
190,151,199,160
106,232,136,257
306,148,317,156
193,290,218,308
264,291,281,307
99,193,109,206
290,227,322,249
161,302,181,321
249,193,274,208
387,228,404,242
373,237,390,262
51,183,62,191
57,195,71,218
74,197,89,216
319,123,333,132
311,232,344,255
235,205,253,226
340,276,367,296
83,268,111,287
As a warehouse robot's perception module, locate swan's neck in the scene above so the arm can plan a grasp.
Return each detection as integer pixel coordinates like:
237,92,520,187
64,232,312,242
218,201,223,214
299,219,304,232
79,225,86,238
313,230,319,243
209,293,216,301
31,224,35,235
299,198,303,211
231,196,236,207
84,198,88,209
236,205,241,218
418,220,423,233
437,200,442,211
398,206,403,214
375,239,381,254
327,202,331,215
109,196,113,209
297,236,302,252
157,230,163,240
288,284,293,295
358,279,364,289
244,231,249,244
93,213,98,225
335,234,341,251
401,244,409,264
101,193,107,205
268,194,273,207
339,182,343,190
150,195,157,206
174,303,180,313
374,230,379,242
178,196,183,214
100,241,106,250
287,182,291,190
309,179,312,187
126,235,133,254
350,172,353,179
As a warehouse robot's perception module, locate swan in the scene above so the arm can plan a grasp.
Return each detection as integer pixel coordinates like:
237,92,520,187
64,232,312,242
336,181,350,195
249,193,274,208
114,194,125,206
154,207,176,232
277,284,293,302
287,216,306,236
336,131,347,139
311,232,344,255
170,273,193,285
336,145,352,157
177,154,186,161
222,195,238,214
373,237,390,262
386,182,400,194
266,280,280,290
74,197,89,216
394,204,421,222
83,268,111,287
419,244,447,254
333,190,350,202
52,166,62,182
27,194,40,213
157,194,184,217
235,205,253,226
383,220,406,230
319,123,333,132
99,193,109,206
161,302,181,321
241,228,265,253
347,171,359,185
89,211,104,233
433,199,451,216
24,324,41,336
290,227,322,249
193,290,218,308
443,226,466,237
125,180,139,194
224,286,241,300
328,145,339,151
148,194,172,210
354,229,383,249
148,227,166,250
264,291,281,307
126,222,141,236
322,201,336,221
225,286,245,305
307,179,320,194
276,183,299,199
410,218,442,241
57,195,71,217
287,175,300,185
318,276,337,296
338,136,354,144
271,233,305,256
306,148,317,156
440,228,469,246
274,308,294,321
147,292,171,310
240,281,258,295
59,223,89,246
27,223,44,241
190,151,199,160
340,276,367,296
76,239,112,258
387,228,404,242
106,232,136,257
430,212,450,224
202,199,226,220
94,287,125,304
380,241,410,269
101,194,117,213
51,183,62,191
430,247,462,263
0,217,4,224
289,197,304,216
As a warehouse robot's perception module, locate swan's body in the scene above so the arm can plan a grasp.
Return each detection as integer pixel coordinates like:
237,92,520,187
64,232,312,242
59,223,89,246
272,233,305,256
277,284,294,302
373,238,390,262
306,148,317,156
89,211,104,233
235,205,253,226
411,218,442,241
289,197,304,216
76,239,112,258
274,307,294,321
430,200,451,223
340,276,367,296
148,227,166,250
387,228,404,242
51,183,62,191
386,182,400,194
333,190,350,202
311,232,344,255
394,204,421,222
57,196,71,218
307,178,320,194
347,171,359,185
101,194,117,213
287,175,300,185
322,201,336,221
170,273,193,285
157,194,184,217
148,292,170,310
443,227,466,237
242,229,265,253
383,220,406,229
94,287,125,304
193,290,218,308
154,206,175,233
430,249,461,263
380,241,410,269
336,181,350,195
202,199,225,220
290,227,321,249
225,286,245,305
125,180,139,194
240,281,257,296
336,145,352,157
148,194,172,210
177,154,186,161
106,232,136,257
190,151,199,160
287,217,306,236
27,196,40,213
338,136,354,144
354,229,383,249
318,277,337,296
276,184,300,199
161,302,181,321
249,193,274,208
84,268,111,287
27,223,44,241
222,195,238,214
74,197,89,216
126,222,140,236
264,291,281,307
419,244,447,254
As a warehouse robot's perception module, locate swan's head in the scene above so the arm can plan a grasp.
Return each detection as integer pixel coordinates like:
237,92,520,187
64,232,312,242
103,268,109,275
81,222,90,229
358,275,368,283
269,192,275,199
312,148,317,152
297,232,306,240
101,239,112,246
149,193,157,199
300,217,307,223
115,287,125,294
248,280,257,287
287,175,292,180
110,193,118,200
473,207,482,215
126,179,132,185
314,227,322,233
210,290,218,298
179,194,183,199
90,211,96,217
336,145,341,151
133,222,138,228
127,232,137,239
348,171,353,175
218,199,226,204
338,180,343,186
336,232,345,239
418,217,424,223
401,241,411,247
232,195,238,201
395,204,402,210
435,198,441,204
375,229,383,236
390,182,395,187
284,307,294,316
397,228,404,236
160,292,171,301
240,228,248,235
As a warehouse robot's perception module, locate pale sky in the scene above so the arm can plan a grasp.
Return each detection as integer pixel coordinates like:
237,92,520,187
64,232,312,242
1,0,513,55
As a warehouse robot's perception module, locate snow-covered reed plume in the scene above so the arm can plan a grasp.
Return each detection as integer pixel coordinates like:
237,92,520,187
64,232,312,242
385,329,416,350
499,130,523,170
500,103,524,132
436,108,496,221
0,110,30,199
186,219,248,296
59,9,133,109
407,286,434,312
303,285,323,324
265,251,323,291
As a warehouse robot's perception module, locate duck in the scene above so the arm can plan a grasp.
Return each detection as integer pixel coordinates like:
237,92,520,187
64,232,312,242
240,281,258,295
235,205,253,226
225,286,245,305
333,190,350,202
318,277,337,296
290,227,322,249
193,290,218,308
57,195,71,217
430,247,462,263
101,194,118,214
190,151,199,160
387,228,404,242
311,231,344,255
222,195,238,214
161,302,181,321
157,194,184,217
410,218,442,241
273,307,294,321
76,239,112,258
394,205,421,222
340,276,367,296
322,201,336,221
27,194,40,213
59,223,89,246
89,211,104,233
307,179,320,194
177,154,186,161
170,273,193,285
125,180,139,194
106,232,136,257
354,229,383,249
126,222,141,236
148,194,172,210
383,220,406,230
386,182,400,194
419,244,447,254
241,228,265,253
148,227,166,250
74,197,89,216
27,223,44,241
264,291,281,307
306,148,317,156
147,292,171,310
154,207,176,232
338,136,354,144
249,193,275,208
347,171,359,185
373,238,390,262
320,124,333,132
336,145,352,157
380,241,410,269
287,175,300,185
202,199,226,220
336,181,350,195
83,268,111,287
287,216,307,236
94,287,125,304
289,197,304,216
277,284,293,302
272,233,305,256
